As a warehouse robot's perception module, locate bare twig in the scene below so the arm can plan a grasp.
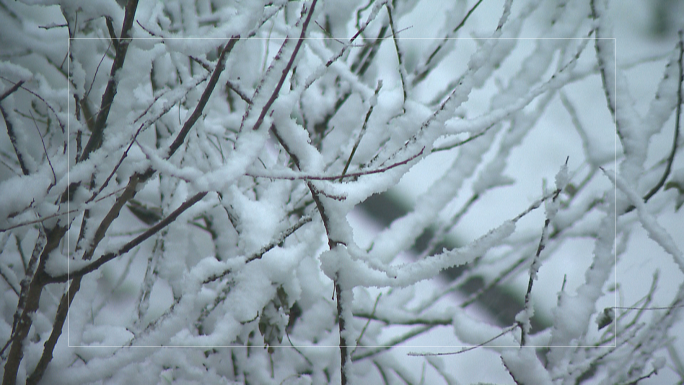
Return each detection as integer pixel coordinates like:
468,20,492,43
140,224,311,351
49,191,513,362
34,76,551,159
408,325,517,357
341,81,383,179
83,40,112,103
353,311,452,327
412,0,485,86
352,325,433,361
81,176,141,261
385,4,407,105
0,264,20,297
432,124,495,152
0,76,66,133
0,103,30,175
352,293,382,356
105,16,119,51
88,84,190,203
0,80,24,102
29,110,56,185
249,147,423,182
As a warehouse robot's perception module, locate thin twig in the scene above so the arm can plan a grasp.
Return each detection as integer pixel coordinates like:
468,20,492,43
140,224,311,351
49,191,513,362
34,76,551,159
202,214,313,284
249,147,424,182
353,311,452,327
80,176,141,261
642,31,683,203
167,37,240,157
352,293,382,357
85,41,112,104
105,16,119,51
0,264,20,297
0,76,66,133
412,0,485,86
408,325,517,357
0,80,24,102
519,183,562,346
88,88,184,203
0,102,30,175
79,0,140,161
249,0,317,132
432,124,494,152
352,325,433,361
341,81,383,180
225,80,253,104
0,187,127,233
29,110,56,185
385,4,407,105
49,191,208,283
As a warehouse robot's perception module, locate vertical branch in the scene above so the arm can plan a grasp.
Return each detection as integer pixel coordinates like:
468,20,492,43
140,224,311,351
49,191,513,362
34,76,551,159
411,0,484,86
0,102,30,176
271,120,353,383
643,30,683,203
25,277,81,385
2,224,67,385
79,0,140,162
340,81,382,179
335,283,351,385
134,233,164,329
247,0,317,133
167,37,240,157
590,0,616,121
385,4,407,106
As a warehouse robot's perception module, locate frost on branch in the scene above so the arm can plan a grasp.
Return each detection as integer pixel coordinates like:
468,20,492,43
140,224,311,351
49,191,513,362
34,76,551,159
1,0,683,384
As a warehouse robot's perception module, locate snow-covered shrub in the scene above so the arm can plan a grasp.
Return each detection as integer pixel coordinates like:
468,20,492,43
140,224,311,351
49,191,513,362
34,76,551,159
1,0,682,384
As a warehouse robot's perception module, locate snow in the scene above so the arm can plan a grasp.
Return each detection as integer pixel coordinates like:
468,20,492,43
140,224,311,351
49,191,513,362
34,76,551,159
0,172,53,229
0,61,33,82
606,169,684,272
501,348,553,385
2,0,683,384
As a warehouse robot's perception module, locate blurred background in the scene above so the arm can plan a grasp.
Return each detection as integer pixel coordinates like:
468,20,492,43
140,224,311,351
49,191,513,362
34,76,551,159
347,0,684,383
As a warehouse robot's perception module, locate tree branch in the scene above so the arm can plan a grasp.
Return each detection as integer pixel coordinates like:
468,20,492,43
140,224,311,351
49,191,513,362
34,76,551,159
25,276,81,385
2,224,67,385
0,80,24,102
167,37,240,157
248,0,317,133
79,0,140,162
49,191,208,283
0,102,30,176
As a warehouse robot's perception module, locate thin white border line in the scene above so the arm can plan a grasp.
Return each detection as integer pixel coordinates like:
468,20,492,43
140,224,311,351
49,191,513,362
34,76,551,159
72,344,618,349
65,36,619,349
67,37,617,40
613,37,618,348
67,37,71,348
